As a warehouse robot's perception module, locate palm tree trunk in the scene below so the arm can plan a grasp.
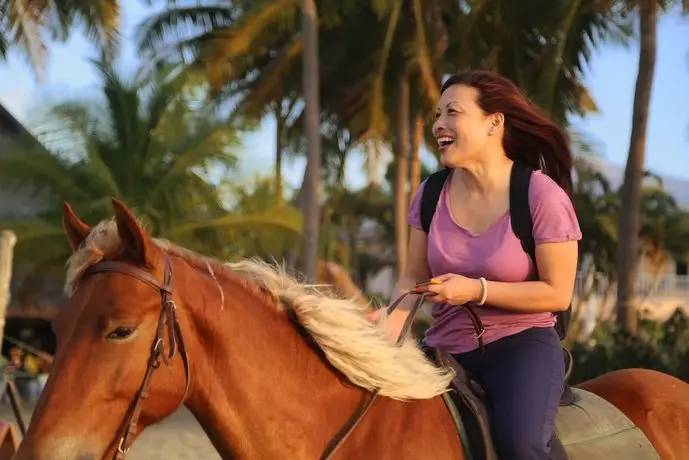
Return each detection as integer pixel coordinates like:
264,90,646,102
394,74,411,277
275,107,284,209
615,0,657,335
409,113,423,201
300,0,322,281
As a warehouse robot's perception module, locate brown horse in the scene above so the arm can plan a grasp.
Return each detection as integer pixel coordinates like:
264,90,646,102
14,199,689,460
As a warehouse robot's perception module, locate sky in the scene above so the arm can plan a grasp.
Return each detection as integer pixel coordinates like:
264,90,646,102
0,2,687,195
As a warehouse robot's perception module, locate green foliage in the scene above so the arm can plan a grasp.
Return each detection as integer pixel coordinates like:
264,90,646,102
0,0,121,78
569,309,689,384
0,59,302,275
222,176,303,259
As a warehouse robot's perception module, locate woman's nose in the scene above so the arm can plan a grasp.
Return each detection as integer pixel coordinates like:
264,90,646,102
432,118,444,135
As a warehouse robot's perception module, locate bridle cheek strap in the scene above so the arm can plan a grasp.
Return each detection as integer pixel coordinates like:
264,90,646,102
84,254,191,459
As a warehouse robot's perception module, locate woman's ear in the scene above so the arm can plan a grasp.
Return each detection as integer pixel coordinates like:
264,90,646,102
488,113,505,135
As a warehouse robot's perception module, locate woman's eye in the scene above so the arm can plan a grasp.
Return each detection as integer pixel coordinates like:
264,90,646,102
106,326,137,340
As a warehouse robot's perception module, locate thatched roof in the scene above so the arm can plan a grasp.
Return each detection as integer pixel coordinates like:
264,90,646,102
0,103,49,218
0,103,34,140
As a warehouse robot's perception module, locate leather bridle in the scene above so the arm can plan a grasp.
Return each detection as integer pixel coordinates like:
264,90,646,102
83,253,190,460
82,252,426,460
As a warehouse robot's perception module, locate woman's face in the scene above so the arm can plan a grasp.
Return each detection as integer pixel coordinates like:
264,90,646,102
432,84,500,168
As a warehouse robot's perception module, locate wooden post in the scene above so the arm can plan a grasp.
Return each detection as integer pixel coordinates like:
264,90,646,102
0,230,16,351
0,420,20,459
0,230,24,444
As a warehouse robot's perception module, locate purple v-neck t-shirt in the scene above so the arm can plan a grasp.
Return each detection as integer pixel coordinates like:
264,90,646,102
408,169,582,354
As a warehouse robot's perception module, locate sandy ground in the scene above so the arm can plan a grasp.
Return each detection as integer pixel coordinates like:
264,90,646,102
0,401,221,459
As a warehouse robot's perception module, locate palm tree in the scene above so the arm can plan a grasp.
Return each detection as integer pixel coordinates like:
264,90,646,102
0,0,120,332
224,176,304,258
135,0,637,280
365,0,632,276
354,0,462,277
0,59,302,274
615,0,658,334
445,0,633,126
299,0,323,280
0,0,121,78
133,3,439,280
615,0,688,334
136,1,360,277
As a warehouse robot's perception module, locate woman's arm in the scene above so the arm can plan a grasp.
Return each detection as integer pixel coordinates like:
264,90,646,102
420,172,582,313
373,228,432,341
423,240,579,312
481,240,579,312
389,228,432,308
483,172,582,312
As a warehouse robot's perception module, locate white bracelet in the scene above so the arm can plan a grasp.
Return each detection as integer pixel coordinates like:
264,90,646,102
477,277,488,306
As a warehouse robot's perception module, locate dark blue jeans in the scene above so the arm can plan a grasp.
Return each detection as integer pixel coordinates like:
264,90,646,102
452,327,565,460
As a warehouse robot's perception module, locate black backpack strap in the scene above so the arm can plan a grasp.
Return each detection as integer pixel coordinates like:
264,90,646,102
510,161,571,341
420,168,452,234
509,162,536,267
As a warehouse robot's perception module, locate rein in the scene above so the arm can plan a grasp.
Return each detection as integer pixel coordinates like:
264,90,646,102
317,289,431,460
83,254,426,459
84,253,190,460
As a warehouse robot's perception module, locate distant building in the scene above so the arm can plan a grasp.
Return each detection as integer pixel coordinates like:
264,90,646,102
0,104,47,217
0,104,63,329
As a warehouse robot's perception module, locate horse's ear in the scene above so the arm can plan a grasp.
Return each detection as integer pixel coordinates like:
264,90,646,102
62,202,91,251
112,198,151,265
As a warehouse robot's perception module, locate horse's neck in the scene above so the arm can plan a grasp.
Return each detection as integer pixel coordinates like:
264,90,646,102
178,264,365,458
176,261,464,459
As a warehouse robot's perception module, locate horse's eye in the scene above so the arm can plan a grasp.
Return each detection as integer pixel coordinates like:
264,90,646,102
106,326,137,340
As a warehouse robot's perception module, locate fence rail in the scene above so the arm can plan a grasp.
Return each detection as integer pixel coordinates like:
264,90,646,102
574,274,689,300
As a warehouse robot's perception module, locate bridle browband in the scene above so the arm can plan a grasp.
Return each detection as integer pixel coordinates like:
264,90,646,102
84,253,190,459
82,253,427,460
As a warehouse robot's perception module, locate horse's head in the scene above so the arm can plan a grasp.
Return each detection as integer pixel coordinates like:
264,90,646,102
17,199,456,460
16,199,190,460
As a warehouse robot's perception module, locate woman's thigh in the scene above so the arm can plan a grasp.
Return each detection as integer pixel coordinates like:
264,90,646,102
481,327,565,457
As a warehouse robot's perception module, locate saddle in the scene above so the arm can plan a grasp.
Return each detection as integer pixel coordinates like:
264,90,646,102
423,344,574,460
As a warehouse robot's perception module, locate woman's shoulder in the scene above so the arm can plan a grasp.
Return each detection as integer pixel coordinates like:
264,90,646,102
527,169,582,244
527,169,575,210
528,169,567,198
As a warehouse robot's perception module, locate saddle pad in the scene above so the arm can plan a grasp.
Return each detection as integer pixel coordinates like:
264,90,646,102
556,388,660,459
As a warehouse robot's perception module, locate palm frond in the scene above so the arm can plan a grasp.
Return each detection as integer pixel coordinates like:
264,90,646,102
5,0,49,78
0,146,92,202
135,3,237,67
367,0,401,141
56,0,121,61
169,207,303,237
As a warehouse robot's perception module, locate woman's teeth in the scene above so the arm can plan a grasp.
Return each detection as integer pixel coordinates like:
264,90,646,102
438,136,455,147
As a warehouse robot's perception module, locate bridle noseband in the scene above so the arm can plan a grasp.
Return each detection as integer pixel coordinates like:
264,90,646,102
84,253,190,460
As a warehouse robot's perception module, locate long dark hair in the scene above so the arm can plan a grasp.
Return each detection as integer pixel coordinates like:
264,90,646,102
440,70,573,196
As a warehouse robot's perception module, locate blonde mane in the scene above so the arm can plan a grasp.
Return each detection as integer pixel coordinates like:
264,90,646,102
65,219,454,400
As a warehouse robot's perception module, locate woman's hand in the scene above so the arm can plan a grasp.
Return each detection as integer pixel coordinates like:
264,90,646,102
414,273,483,305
